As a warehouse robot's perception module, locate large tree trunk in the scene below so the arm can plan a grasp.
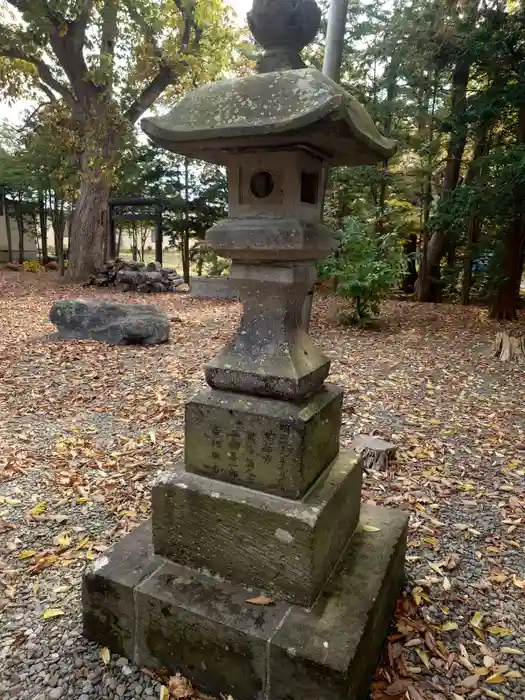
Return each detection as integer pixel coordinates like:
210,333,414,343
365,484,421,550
415,67,439,302
401,233,418,293
67,173,110,279
14,201,24,264
182,157,190,284
376,57,398,236
39,194,48,264
418,58,471,301
67,122,115,280
489,217,524,320
461,214,479,306
2,189,13,263
461,122,490,305
489,106,525,320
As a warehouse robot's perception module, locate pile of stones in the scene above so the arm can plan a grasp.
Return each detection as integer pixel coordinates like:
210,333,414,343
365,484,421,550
85,259,186,293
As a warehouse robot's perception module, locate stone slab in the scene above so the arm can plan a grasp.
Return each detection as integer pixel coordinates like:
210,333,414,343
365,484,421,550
152,451,362,607
82,505,408,700
185,385,343,498
82,522,160,660
190,275,238,300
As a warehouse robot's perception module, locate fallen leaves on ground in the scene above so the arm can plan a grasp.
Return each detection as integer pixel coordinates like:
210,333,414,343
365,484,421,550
0,272,524,699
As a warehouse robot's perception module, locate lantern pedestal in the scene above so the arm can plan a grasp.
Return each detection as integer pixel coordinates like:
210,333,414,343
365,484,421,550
83,2,407,697
83,505,407,700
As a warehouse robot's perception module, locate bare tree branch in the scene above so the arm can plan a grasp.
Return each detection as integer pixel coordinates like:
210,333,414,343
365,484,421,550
38,81,57,102
76,0,95,42
123,2,165,60
124,65,174,123
0,46,76,107
123,0,202,123
99,0,119,92
4,0,62,27
173,0,202,49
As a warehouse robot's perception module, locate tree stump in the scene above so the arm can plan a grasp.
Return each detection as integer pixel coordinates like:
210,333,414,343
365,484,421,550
351,434,397,471
493,332,525,362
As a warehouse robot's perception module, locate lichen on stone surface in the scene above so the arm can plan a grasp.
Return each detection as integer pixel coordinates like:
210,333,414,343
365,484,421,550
149,69,334,132
141,67,397,165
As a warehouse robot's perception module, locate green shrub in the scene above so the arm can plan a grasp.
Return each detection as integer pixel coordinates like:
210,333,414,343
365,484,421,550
318,216,406,326
202,251,230,277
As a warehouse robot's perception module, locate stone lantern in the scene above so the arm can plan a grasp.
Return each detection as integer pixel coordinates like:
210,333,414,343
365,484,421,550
82,2,408,699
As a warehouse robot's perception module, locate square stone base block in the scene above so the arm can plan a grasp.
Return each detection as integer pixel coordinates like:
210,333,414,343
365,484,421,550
185,385,343,499
83,504,408,700
152,451,362,607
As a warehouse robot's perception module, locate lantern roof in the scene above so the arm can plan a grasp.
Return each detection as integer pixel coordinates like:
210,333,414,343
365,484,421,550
141,68,396,166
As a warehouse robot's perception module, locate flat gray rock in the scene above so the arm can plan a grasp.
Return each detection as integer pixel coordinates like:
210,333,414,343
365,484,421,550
49,298,169,345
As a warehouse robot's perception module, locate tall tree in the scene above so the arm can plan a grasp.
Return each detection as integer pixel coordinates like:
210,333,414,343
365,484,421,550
0,0,237,280
417,0,479,301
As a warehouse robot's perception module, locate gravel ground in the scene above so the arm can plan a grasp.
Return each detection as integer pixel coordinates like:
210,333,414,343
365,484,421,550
0,273,524,700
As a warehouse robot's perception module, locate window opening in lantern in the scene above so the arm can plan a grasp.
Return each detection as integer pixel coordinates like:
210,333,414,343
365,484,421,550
300,171,319,204
249,171,275,198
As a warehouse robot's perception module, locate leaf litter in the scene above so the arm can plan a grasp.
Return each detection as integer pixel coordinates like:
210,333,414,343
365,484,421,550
0,272,524,699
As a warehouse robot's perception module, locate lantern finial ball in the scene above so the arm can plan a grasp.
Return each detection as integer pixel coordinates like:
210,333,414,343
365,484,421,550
247,0,322,72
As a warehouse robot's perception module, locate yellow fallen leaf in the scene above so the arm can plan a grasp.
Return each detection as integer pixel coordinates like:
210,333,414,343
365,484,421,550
488,626,513,636
484,691,504,700
512,574,525,589
245,595,275,606
474,667,490,676
42,608,65,620
159,685,169,700
506,670,522,678
18,550,36,559
76,536,90,550
5,497,21,505
101,647,111,664
415,648,430,668
501,647,524,655
441,621,458,631
412,586,423,606
487,672,505,684
75,497,90,503
57,533,70,547
363,524,380,532
470,611,484,629
423,536,439,546
29,501,47,516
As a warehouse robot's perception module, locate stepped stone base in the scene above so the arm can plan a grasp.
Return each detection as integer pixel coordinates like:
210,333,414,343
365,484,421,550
83,504,408,700
152,451,362,607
